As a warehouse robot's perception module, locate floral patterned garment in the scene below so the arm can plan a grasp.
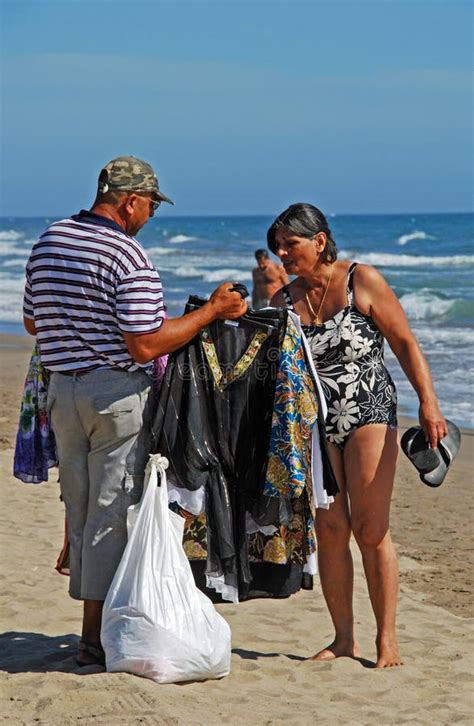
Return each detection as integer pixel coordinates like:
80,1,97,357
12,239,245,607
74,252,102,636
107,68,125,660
172,494,317,567
282,262,397,448
13,344,58,483
263,314,319,499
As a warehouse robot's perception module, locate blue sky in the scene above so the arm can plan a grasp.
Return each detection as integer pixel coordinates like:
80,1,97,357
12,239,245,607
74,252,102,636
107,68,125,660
1,0,472,216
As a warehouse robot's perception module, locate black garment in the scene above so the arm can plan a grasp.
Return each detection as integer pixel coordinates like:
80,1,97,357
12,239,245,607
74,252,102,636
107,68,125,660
152,298,287,598
190,560,308,602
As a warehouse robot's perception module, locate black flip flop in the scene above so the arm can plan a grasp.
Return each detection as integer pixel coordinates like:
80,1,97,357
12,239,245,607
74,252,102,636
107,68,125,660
400,419,461,488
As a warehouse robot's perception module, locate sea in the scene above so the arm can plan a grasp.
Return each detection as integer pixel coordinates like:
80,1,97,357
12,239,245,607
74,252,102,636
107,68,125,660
1,212,473,428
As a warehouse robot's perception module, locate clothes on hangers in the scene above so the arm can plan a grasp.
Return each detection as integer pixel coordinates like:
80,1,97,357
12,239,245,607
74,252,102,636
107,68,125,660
152,297,337,602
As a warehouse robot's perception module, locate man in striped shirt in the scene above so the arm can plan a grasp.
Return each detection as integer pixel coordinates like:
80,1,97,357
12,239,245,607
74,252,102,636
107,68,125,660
23,156,247,666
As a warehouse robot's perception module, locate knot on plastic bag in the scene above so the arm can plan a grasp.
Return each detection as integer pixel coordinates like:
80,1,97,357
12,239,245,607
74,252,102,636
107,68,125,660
147,453,169,476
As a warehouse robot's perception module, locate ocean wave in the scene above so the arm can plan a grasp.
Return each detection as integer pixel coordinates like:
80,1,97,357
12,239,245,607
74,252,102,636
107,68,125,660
168,234,199,243
397,230,435,246
0,243,25,257
173,266,203,278
399,291,474,324
0,230,23,241
348,252,474,267
408,324,474,348
385,324,474,427
146,247,181,256
202,269,252,283
0,305,23,323
0,277,26,323
2,257,28,267
233,256,257,268
173,266,253,282
0,276,27,291
399,291,456,320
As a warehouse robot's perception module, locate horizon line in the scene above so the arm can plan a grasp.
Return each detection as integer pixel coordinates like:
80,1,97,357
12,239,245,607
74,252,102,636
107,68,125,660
1,210,473,221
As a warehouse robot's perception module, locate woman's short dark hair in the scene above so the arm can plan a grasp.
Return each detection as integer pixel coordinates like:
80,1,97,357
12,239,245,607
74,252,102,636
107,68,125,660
267,203,337,263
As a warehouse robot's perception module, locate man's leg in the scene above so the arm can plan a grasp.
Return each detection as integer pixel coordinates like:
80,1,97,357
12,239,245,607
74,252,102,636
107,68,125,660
48,373,101,665
47,373,90,601
78,600,104,663
76,369,153,646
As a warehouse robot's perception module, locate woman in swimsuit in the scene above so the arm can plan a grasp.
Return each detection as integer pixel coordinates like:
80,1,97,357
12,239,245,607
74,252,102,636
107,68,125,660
268,203,447,668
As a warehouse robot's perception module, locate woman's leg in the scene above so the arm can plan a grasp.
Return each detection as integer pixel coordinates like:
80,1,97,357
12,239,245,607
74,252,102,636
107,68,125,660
344,424,402,667
311,443,360,660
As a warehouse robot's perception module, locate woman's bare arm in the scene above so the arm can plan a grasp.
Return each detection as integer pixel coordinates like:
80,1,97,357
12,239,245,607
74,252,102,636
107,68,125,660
269,288,286,307
353,264,448,448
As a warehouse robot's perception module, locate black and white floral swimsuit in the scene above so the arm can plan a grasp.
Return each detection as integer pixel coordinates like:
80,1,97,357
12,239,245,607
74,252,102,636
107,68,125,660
282,262,397,448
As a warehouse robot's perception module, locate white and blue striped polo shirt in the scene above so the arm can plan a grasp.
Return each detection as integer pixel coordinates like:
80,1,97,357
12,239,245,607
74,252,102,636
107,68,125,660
23,210,166,372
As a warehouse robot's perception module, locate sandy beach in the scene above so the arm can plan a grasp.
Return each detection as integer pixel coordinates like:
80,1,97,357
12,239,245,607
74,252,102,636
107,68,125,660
1,334,473,725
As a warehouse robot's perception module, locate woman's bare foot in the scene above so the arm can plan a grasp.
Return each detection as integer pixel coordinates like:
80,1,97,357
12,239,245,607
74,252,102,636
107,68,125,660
309,637,361,661
375,636,403,668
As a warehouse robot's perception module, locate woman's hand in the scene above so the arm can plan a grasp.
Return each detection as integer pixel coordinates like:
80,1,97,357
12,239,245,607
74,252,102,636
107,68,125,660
418,399,448,449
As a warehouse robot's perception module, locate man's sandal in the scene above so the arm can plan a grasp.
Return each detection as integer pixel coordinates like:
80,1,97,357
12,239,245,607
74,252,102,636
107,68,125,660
75,641,106,667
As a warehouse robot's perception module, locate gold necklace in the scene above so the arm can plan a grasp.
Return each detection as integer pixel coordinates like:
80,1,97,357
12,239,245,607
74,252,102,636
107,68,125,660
305,264,335,325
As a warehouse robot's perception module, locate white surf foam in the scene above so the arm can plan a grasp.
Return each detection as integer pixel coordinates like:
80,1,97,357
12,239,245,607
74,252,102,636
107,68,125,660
0,276,27,292
173,266,203,278
0,277,27,322
168,234,199,243
0,230,23,241
385,322,474,427
0,243,25,257
399,291,456,320
398,230,435,246
202,269,252,283
0,305,23,323
173,266,252,282
2,257,28,267
350,252,474,267
146,247,181,256
226,254,256,268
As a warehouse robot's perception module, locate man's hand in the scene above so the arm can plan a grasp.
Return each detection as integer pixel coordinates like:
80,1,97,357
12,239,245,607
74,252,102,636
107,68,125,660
123,281,248,363
208,282,248,320
23,315,36,336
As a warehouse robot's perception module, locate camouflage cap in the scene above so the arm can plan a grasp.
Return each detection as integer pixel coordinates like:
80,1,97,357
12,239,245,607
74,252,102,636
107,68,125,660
97,156,174,205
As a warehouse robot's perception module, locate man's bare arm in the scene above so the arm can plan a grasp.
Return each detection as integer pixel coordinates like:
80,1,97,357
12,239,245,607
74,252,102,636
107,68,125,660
123,282,247,364
24,316,36,336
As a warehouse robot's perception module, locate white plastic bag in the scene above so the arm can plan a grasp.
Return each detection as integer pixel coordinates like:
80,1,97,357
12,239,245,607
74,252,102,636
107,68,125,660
101,453,231,683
